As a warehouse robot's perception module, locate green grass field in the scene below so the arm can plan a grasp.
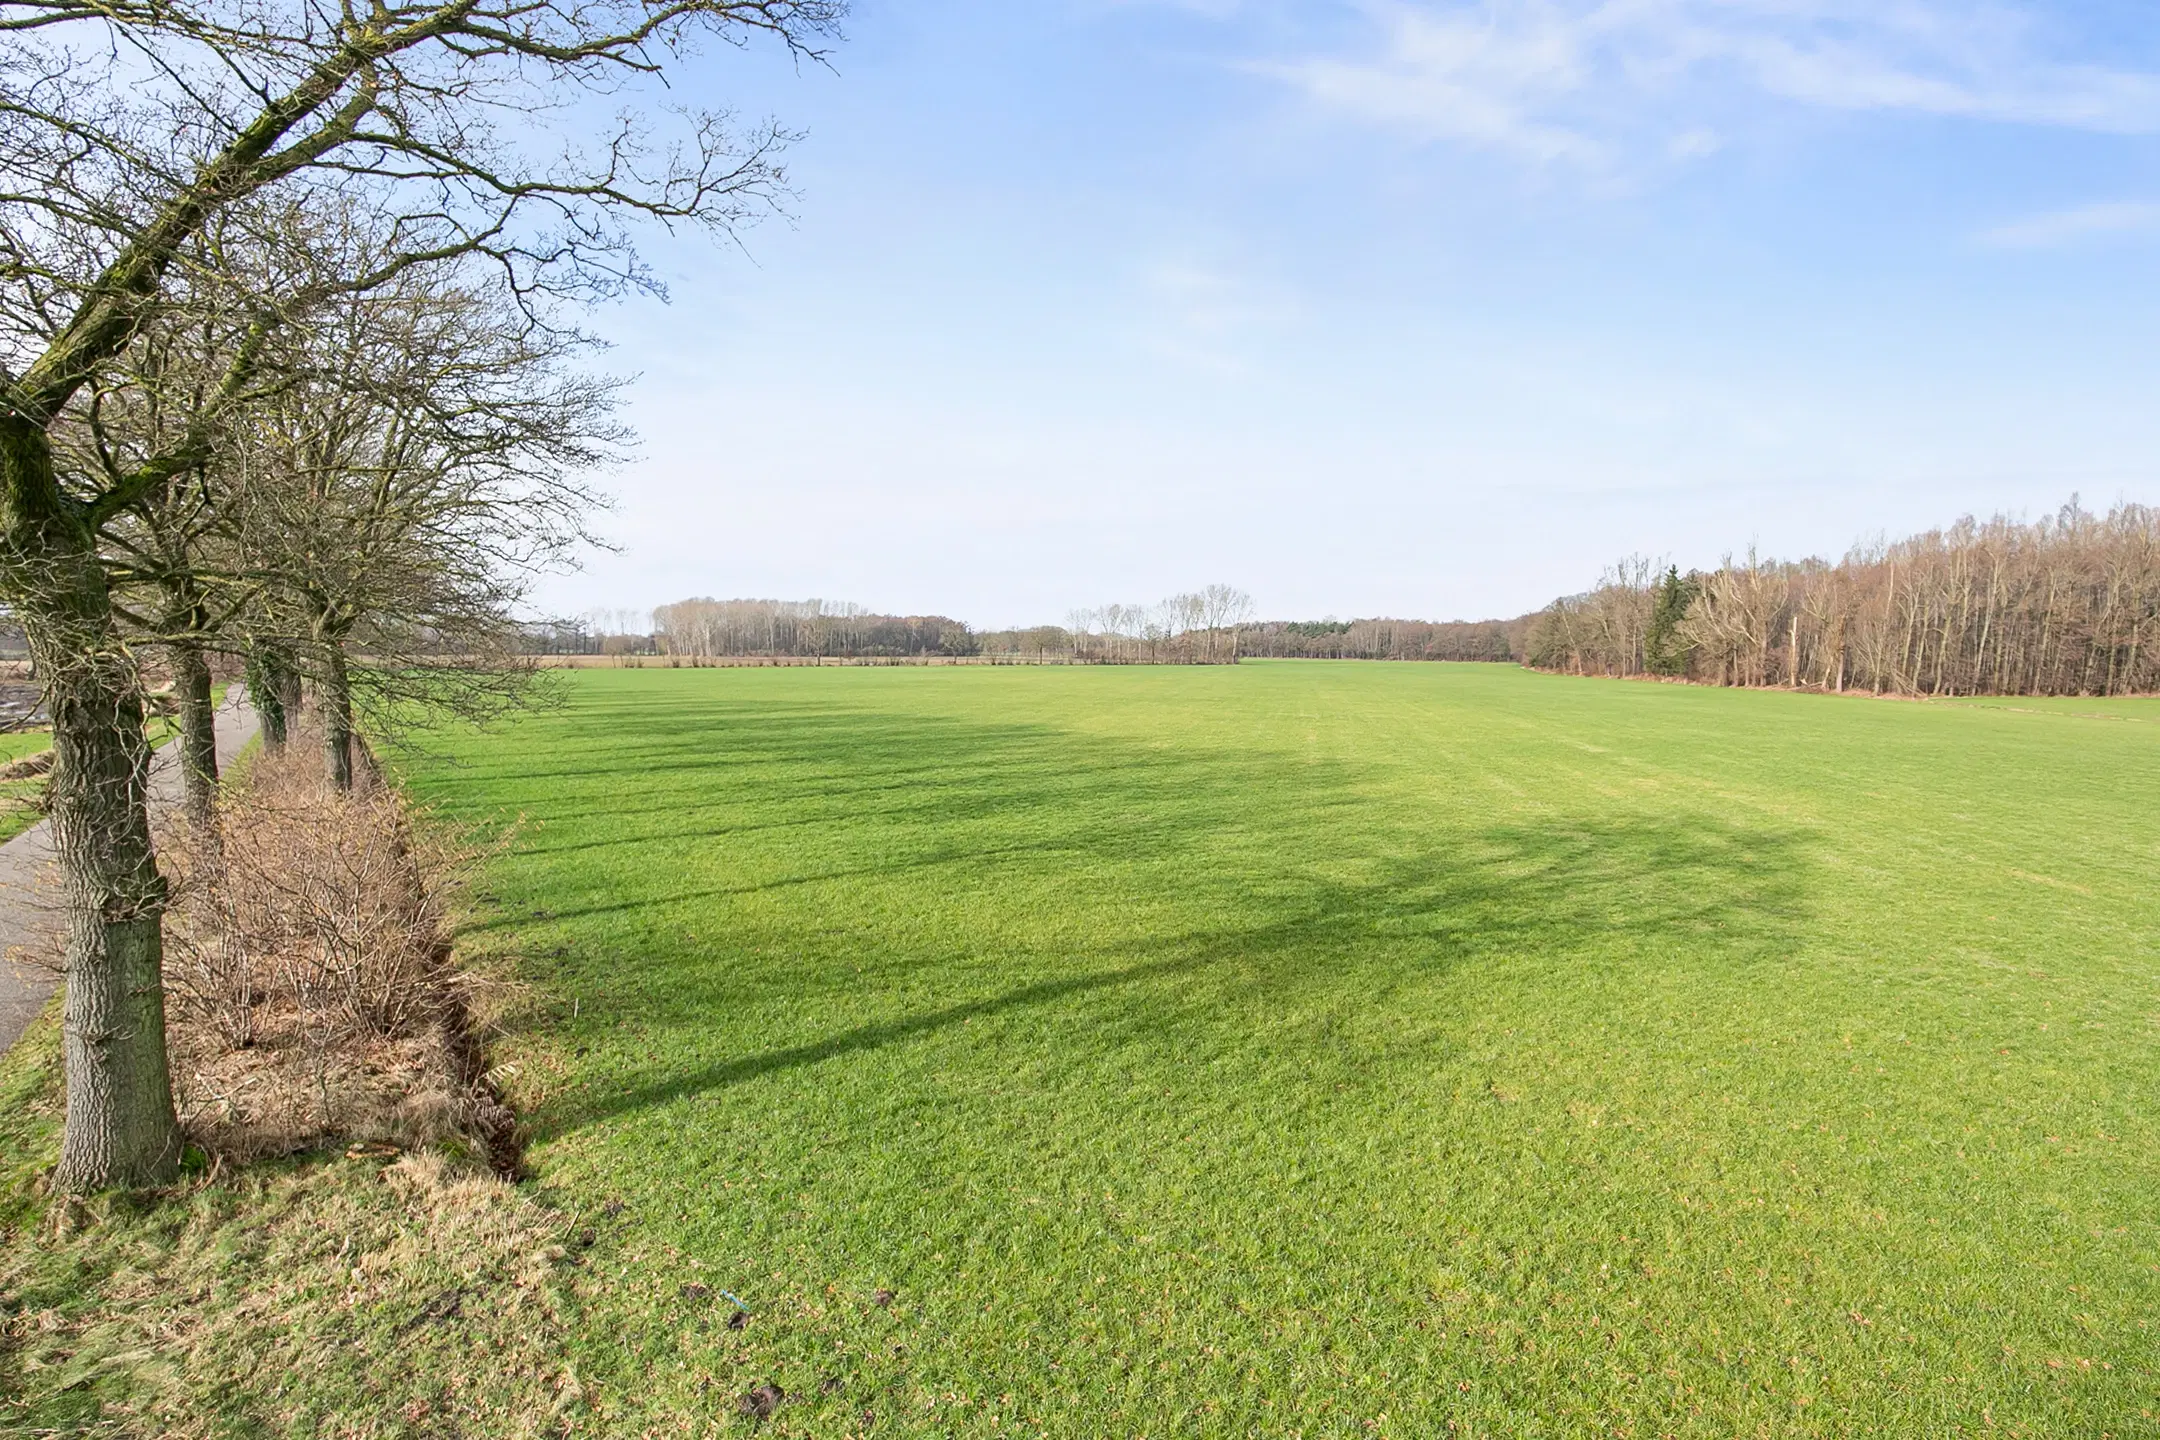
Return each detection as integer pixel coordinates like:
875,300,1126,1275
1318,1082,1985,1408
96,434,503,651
396,661,2160,1436
0,684,225,846
2,661,2155,1437
0,728,52,846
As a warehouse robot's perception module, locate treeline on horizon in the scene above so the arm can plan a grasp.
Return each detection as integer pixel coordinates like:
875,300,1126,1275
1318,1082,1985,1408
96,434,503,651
538,593,1528,664
528,600,988,659
649,598,978,659
1238,617,1524,661
1528,500,2160,697
542,499,2159,696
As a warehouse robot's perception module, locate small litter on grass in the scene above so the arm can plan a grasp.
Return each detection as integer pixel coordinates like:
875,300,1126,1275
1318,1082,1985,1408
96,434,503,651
873,1288,895,1308
680,1283,711,1301
736,1382,784,1419
727,1309,749,1331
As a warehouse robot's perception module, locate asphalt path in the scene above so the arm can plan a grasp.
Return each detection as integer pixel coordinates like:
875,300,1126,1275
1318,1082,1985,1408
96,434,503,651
0,685,259,1055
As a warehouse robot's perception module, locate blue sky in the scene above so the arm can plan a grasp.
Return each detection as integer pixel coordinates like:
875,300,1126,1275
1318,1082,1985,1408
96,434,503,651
545,0,2160,627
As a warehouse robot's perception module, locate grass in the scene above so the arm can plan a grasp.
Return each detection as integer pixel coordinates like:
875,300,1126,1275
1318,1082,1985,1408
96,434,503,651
1938,694,2160,720
3,661,2158,1436
0,681,229,847
0,729,53,846
0,1014,587,1438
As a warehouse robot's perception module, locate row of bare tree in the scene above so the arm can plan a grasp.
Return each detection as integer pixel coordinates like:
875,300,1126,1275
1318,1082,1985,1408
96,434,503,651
1239,617,1524,661
651,597,976,658
564,599,1521,666
0,0,845,1188
1064,586,1255,663
571,586,1255,663
1526,501,2160,696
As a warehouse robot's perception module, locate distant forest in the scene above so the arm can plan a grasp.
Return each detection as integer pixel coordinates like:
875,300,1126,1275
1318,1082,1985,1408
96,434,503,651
652,598,977,659
1238,618,1523,661
1527,500,2160,697
542,592,1532,666
542,499,2159,696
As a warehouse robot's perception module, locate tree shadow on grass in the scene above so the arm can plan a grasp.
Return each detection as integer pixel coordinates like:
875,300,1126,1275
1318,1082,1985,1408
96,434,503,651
483,693,1821,1146
448,706,1292,932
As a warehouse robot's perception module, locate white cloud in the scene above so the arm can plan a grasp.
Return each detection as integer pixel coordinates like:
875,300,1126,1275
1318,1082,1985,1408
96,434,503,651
1270,8,1607,163
1255,1,2160,167
1978,201,2160,249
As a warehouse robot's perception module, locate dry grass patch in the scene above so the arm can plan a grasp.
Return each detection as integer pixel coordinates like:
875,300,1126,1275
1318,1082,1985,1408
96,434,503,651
0,1088,597,1438
0,741,581,1437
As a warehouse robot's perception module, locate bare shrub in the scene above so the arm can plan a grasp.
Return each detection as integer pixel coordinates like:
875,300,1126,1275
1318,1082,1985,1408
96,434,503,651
160,740,513,1164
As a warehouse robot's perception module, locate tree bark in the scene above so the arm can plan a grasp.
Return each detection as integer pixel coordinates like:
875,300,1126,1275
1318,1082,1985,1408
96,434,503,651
246,643,304,753
277,662,304,745
0,417,182,1190
169,644,219,829
321,640,355,792
247,646,288,752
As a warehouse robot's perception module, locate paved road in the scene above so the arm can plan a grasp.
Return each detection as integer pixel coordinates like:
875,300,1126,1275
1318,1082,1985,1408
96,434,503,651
0,686,259,1055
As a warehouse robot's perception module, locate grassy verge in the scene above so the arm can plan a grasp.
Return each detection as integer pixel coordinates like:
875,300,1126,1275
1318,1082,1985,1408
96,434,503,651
0,1015,600,1438
0,681,230,846
2,662,2156,1435
0,729,52,846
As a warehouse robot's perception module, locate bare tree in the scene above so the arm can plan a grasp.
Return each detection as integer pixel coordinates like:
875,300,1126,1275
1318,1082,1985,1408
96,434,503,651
1526,502,2160,698
0,0,843,1188
224,255,625,789
1196,583,1254,661
51,218,303,827
1058,589,1252,665
652,597,972,659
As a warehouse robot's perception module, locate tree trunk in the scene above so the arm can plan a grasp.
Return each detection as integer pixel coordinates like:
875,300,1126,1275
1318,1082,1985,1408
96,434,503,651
277,662,303,743
169,644,218,829
321,640,355,792
246,644,289,752
0,417,182,1190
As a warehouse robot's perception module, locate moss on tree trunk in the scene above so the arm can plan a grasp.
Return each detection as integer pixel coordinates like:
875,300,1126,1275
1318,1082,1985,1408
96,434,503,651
170,644,219,829
321,640,354,792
